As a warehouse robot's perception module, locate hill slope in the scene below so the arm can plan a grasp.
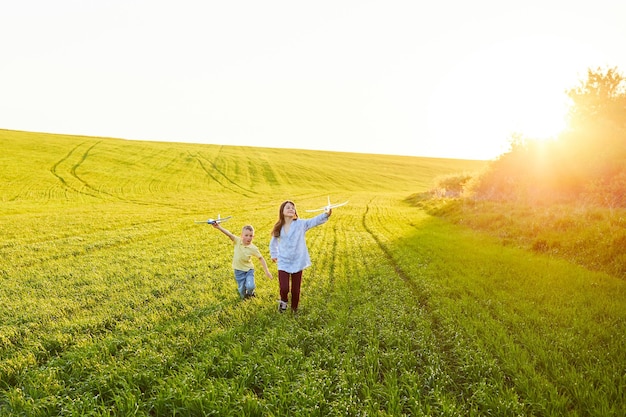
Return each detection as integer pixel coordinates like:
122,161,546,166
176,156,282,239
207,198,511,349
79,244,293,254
1,129,624,416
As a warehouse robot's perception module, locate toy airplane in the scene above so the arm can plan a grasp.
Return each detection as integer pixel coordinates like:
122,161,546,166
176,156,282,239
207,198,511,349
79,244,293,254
305,196,349,213
195,214,232,225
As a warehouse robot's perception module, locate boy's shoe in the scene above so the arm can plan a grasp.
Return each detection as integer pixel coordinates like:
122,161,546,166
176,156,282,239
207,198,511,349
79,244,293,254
245,292,256,299
278,300,287,313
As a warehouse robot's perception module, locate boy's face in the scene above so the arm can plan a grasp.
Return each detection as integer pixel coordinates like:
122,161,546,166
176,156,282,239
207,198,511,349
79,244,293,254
241,229,254,245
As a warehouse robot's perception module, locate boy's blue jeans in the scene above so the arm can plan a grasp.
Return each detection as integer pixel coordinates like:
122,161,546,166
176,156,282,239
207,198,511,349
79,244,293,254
234,269,256,299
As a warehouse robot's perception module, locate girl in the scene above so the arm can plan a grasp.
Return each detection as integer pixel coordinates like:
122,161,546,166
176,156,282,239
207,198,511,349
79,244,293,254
269,200,331,313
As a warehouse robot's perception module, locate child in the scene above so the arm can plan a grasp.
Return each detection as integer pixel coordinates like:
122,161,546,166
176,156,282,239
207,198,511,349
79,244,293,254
212,222,273,299
269,200,331,313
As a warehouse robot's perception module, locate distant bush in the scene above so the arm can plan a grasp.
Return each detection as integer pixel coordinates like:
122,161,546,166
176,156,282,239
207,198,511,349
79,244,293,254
432,173,473,197
406,172,478,210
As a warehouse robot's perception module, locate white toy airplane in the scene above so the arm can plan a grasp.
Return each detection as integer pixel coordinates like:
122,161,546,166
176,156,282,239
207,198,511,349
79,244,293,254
195,214,232,225
305,196,349,213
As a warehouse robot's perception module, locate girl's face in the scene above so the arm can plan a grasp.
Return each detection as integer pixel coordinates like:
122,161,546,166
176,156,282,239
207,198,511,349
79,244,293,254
282,202,296,218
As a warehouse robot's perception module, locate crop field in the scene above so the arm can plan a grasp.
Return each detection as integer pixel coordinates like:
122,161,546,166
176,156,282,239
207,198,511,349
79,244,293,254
1,129,625,416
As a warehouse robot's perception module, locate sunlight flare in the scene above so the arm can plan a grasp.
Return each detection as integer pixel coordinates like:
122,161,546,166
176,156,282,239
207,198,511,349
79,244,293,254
427,35,596,158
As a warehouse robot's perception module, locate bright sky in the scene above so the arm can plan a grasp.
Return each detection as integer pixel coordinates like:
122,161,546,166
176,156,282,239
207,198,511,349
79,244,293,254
2,1,626,160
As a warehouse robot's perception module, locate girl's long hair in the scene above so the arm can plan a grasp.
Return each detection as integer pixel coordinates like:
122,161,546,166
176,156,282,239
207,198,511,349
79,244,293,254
271,200,298,237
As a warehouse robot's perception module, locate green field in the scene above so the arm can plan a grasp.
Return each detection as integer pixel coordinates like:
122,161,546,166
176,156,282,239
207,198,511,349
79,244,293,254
1,129,625,416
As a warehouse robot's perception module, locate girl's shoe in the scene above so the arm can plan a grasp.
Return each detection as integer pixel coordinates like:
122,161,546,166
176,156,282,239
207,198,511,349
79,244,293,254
278,300,288,312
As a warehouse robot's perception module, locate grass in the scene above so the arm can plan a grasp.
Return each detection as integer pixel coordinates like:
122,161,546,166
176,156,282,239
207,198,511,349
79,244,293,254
422,198,626,278
1,129,625,416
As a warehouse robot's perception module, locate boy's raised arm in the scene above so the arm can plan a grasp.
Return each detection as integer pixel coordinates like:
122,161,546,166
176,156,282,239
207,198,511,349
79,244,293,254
212,223,236,241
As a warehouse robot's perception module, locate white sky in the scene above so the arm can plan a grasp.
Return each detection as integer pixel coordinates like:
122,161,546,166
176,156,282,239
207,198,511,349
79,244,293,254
2,0,625,160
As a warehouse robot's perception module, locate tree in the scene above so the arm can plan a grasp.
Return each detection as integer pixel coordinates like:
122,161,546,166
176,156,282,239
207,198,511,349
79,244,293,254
567,67,626,128
564,67,626,204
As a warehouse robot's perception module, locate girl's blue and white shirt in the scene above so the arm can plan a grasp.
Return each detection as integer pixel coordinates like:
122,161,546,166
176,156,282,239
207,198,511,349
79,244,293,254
269,212,329,273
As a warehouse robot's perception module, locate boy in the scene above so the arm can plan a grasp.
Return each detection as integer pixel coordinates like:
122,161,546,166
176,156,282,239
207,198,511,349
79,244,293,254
212,222,273,299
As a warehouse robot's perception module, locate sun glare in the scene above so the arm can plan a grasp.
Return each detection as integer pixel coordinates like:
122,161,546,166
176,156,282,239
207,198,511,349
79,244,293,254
508,90,570,140
427,35,584,159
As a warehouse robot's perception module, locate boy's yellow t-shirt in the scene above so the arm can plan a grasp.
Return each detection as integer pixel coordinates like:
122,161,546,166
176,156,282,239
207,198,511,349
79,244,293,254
232,236,262,271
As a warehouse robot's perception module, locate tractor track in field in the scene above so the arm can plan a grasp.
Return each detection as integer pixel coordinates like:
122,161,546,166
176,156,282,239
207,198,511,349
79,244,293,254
305,221,340,304
326,223,339,294
189,147,259,198
51,141,182,209
361,198,492,391
361,199,430,309
50,141,104,200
